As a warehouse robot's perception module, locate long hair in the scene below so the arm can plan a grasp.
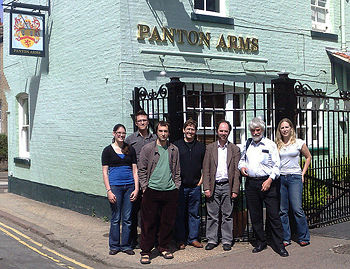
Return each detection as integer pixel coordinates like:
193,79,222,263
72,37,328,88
275,118,296,151
112,124,129,155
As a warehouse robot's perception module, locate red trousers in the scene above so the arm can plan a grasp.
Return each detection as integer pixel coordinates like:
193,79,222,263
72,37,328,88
140,188,178,255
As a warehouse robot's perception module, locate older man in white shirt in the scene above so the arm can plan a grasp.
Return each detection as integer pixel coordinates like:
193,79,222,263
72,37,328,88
239,117,288,257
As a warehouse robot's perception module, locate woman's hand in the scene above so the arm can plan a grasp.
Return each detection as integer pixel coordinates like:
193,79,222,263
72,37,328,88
130,189,139,202
107,191,116,204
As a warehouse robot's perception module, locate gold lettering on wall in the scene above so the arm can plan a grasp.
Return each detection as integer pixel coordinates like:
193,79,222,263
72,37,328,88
216,34,227,49
137,24,259,52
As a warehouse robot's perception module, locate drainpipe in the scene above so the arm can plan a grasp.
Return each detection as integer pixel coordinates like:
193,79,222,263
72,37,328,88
340,0,348,91
340,0,346,51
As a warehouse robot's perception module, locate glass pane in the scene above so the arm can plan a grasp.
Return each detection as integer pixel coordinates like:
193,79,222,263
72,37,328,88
206,0,219,12
297,128,306,140
203,112,212,127
23,99,29,125
194,0,204,10
202,92,225,108
214,112,225,126
186,111,199,123
311,0,316,5
318,0,327,8
186,91,199,107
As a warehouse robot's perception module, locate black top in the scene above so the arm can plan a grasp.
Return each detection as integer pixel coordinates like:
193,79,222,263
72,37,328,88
101,144,137,167
174,139,206,187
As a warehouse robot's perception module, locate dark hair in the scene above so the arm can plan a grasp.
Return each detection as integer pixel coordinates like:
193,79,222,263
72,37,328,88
183,118,197,130
112,124,129,155
155,120,170,133
135,110,148,120
216,119,232,132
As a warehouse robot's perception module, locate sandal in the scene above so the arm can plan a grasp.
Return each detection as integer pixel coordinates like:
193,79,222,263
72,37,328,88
140,254,151,264
161,251,174,259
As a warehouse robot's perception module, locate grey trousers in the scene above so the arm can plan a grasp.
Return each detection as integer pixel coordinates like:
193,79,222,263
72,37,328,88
206,182,233,245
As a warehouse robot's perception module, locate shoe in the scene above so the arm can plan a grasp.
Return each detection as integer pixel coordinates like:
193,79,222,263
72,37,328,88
190,241,203,248
277,247,289,257
299,241,310,247
123,249,135,255
283,241,291,247
177,242,186,250
252,244,267,253
205,243,217,250
223,244,232,251
140,254,151,264
160,251,174,259
109,249,119,255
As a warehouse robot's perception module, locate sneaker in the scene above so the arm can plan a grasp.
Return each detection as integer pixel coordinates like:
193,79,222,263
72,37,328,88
123,249,135,255
283,241,291,247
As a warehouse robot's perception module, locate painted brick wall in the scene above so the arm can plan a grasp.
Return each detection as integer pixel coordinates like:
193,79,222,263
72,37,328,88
3,0,350,196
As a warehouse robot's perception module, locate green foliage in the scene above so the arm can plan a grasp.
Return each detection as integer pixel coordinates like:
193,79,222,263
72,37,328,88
302,180,329,210
331,156,350,183
0,134,8,161
102,216,109,222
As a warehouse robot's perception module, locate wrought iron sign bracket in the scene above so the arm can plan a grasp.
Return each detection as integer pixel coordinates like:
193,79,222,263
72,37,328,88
4,2,50,15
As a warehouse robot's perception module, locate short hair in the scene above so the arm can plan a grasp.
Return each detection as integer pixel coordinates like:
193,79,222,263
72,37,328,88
135,110,148,120
248,117,266,132
216,119,232,132
155,120,170,132
183,118,197,130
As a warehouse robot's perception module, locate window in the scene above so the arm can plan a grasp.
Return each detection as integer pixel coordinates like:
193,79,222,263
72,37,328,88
194,0,226,17
311,0,330,32
183,83,244,144
296,97,323,148
17,94,29,158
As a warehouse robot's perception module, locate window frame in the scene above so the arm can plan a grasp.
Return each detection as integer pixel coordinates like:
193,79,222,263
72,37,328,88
17,93,30,158
194,0,227,17
311,0,331,33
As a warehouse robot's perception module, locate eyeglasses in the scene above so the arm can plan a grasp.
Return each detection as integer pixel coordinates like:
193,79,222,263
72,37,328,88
116,132,126,136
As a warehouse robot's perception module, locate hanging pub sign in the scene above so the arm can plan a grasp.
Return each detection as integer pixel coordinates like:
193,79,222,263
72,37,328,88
10,10,45,57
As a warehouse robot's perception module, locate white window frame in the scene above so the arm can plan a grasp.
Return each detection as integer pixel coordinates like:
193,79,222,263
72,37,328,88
17,94,30,158
183,83,245,143
194,0,226,17
311,0,331,32
296,97,324,148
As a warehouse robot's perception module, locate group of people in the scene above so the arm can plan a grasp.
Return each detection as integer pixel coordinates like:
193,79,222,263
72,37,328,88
101,111,311,264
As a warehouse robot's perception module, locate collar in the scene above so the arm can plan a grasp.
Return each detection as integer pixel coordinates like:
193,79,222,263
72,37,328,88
252,137,266,146
137,130,152,138
217,140,228,149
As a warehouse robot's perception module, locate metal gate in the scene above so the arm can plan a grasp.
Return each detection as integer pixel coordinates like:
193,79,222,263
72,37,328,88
132,75,350,241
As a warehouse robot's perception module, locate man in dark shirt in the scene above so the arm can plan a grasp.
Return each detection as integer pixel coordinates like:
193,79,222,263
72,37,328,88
174,119,206,249
125,110,157,249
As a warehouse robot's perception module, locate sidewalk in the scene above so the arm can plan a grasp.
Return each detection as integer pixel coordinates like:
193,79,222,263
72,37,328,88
1,192,350,268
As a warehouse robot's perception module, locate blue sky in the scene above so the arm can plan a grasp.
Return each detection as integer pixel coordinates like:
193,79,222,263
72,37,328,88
0,0,3,24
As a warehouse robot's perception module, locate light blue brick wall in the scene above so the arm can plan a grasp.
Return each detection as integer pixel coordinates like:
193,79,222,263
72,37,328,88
3,0,350,196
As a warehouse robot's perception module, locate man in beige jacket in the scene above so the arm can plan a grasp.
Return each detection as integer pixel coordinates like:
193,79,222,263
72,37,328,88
203,120,241,251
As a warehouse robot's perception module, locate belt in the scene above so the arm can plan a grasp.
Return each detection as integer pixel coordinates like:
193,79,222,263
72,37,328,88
216,181,228,185
247,176,269,181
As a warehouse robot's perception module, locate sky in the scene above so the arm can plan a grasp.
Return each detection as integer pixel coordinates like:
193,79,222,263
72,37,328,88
0,0,3,24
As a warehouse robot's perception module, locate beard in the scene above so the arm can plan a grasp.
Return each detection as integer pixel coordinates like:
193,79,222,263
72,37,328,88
252,134,263,142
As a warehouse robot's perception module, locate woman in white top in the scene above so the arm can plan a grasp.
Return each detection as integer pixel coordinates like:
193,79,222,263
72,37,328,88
275,118,311,247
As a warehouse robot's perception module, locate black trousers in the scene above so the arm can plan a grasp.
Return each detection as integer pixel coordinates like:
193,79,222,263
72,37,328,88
245,177,284,249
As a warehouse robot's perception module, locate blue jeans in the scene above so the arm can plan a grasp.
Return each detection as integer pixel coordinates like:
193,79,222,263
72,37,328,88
175,185,201,244
280,174,310,243
109,184,134,251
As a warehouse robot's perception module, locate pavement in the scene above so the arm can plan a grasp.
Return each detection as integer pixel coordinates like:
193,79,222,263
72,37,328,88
0,173,350,268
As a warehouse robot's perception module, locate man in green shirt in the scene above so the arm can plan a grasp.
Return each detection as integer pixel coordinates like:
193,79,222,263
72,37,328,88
138,121,181,264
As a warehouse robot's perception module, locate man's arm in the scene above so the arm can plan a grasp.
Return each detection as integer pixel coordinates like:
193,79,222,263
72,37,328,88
238,141,248,176
202,147,211,198
261,142,280,191
174,147,181,189
138,146,149,191
232,145,241,197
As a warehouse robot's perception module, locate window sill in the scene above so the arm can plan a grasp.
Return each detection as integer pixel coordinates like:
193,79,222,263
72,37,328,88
311,30,338,42
14,157,31,167
191,12,234,25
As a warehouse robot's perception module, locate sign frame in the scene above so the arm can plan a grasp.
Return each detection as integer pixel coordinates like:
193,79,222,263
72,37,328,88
10,10,45,57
